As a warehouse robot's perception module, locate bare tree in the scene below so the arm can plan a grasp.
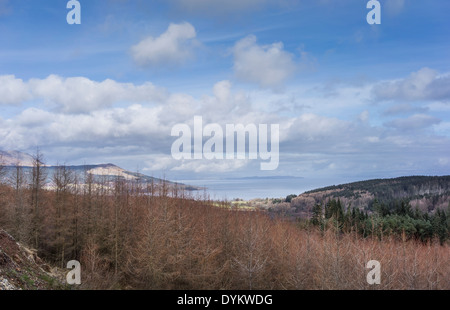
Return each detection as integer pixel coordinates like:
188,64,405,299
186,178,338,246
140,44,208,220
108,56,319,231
9,162,28,243
30,149,47,250
51,164,75,267
232,214,270,289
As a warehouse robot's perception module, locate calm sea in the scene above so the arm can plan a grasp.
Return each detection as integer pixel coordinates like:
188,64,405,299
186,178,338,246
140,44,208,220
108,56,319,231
178,177,345,201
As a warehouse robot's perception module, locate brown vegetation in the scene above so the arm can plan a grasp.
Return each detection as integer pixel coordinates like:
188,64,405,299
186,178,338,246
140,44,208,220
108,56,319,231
0,160,448,290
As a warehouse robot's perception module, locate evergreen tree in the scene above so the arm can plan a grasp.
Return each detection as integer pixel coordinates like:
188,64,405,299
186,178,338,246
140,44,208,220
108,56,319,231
311,204,323,227
436,209,449,245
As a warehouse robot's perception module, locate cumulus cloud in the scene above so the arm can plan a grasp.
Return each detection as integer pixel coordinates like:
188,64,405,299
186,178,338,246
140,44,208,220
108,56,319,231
288,113,350,141
0,74,167,113
199,80,253,118
0,75,31,105
0,77,276,172
1,73,449,177
0,80,253,155
232,35,297,89
384,114,441,131
281,113,366,155
373,67,450,102
0,105,167,151
130,22,198,67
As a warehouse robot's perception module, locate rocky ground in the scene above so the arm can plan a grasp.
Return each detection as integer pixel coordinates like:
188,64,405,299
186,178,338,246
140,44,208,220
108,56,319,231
0,229,68,290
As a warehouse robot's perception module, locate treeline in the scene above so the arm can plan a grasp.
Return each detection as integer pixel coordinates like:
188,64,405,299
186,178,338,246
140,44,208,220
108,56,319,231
305,176,450,197
310,199,450,245
302,176,450,211
0,154,449,289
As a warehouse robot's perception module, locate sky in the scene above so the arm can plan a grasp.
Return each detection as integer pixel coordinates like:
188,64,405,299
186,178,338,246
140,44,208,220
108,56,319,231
0,0,449,188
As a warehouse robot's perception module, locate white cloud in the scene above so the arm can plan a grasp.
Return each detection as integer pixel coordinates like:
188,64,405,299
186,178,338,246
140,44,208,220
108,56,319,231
16,107,54,127
199,80,253,118
287,113,351,141
30,75,124,113
0,75,31,105
232,35,297,89
1,73,449,178
0,104,167,151
373,67,450,102
0,74,166,113
144,155,179,171
130,22,197,67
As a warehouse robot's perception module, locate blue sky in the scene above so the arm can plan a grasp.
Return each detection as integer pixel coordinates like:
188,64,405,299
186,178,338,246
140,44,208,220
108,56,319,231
0,0,449,188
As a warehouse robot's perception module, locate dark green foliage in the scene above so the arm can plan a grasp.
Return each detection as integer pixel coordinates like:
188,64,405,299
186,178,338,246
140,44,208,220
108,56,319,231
324,199,344,222
311,204,323,227
309,199,450,244
433,209,449,245
285,194,297,203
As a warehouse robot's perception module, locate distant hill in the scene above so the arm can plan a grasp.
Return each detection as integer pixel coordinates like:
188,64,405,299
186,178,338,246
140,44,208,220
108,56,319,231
0,150,200,191
0,150,35,167
290,176,450,215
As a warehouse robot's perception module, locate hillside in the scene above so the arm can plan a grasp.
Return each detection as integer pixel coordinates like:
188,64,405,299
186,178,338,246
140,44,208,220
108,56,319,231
0,229,66,290
290,176,450,215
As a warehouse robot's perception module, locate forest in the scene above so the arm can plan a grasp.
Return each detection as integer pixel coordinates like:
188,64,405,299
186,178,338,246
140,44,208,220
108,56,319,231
301,176,450,212
0,154,449,290
308,199,449,245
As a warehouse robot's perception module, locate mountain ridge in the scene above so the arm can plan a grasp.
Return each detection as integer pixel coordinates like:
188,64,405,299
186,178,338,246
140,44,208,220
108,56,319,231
0,150,200,191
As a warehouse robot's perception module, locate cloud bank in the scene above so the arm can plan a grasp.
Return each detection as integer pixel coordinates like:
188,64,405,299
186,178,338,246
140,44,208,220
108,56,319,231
0,68,449,176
